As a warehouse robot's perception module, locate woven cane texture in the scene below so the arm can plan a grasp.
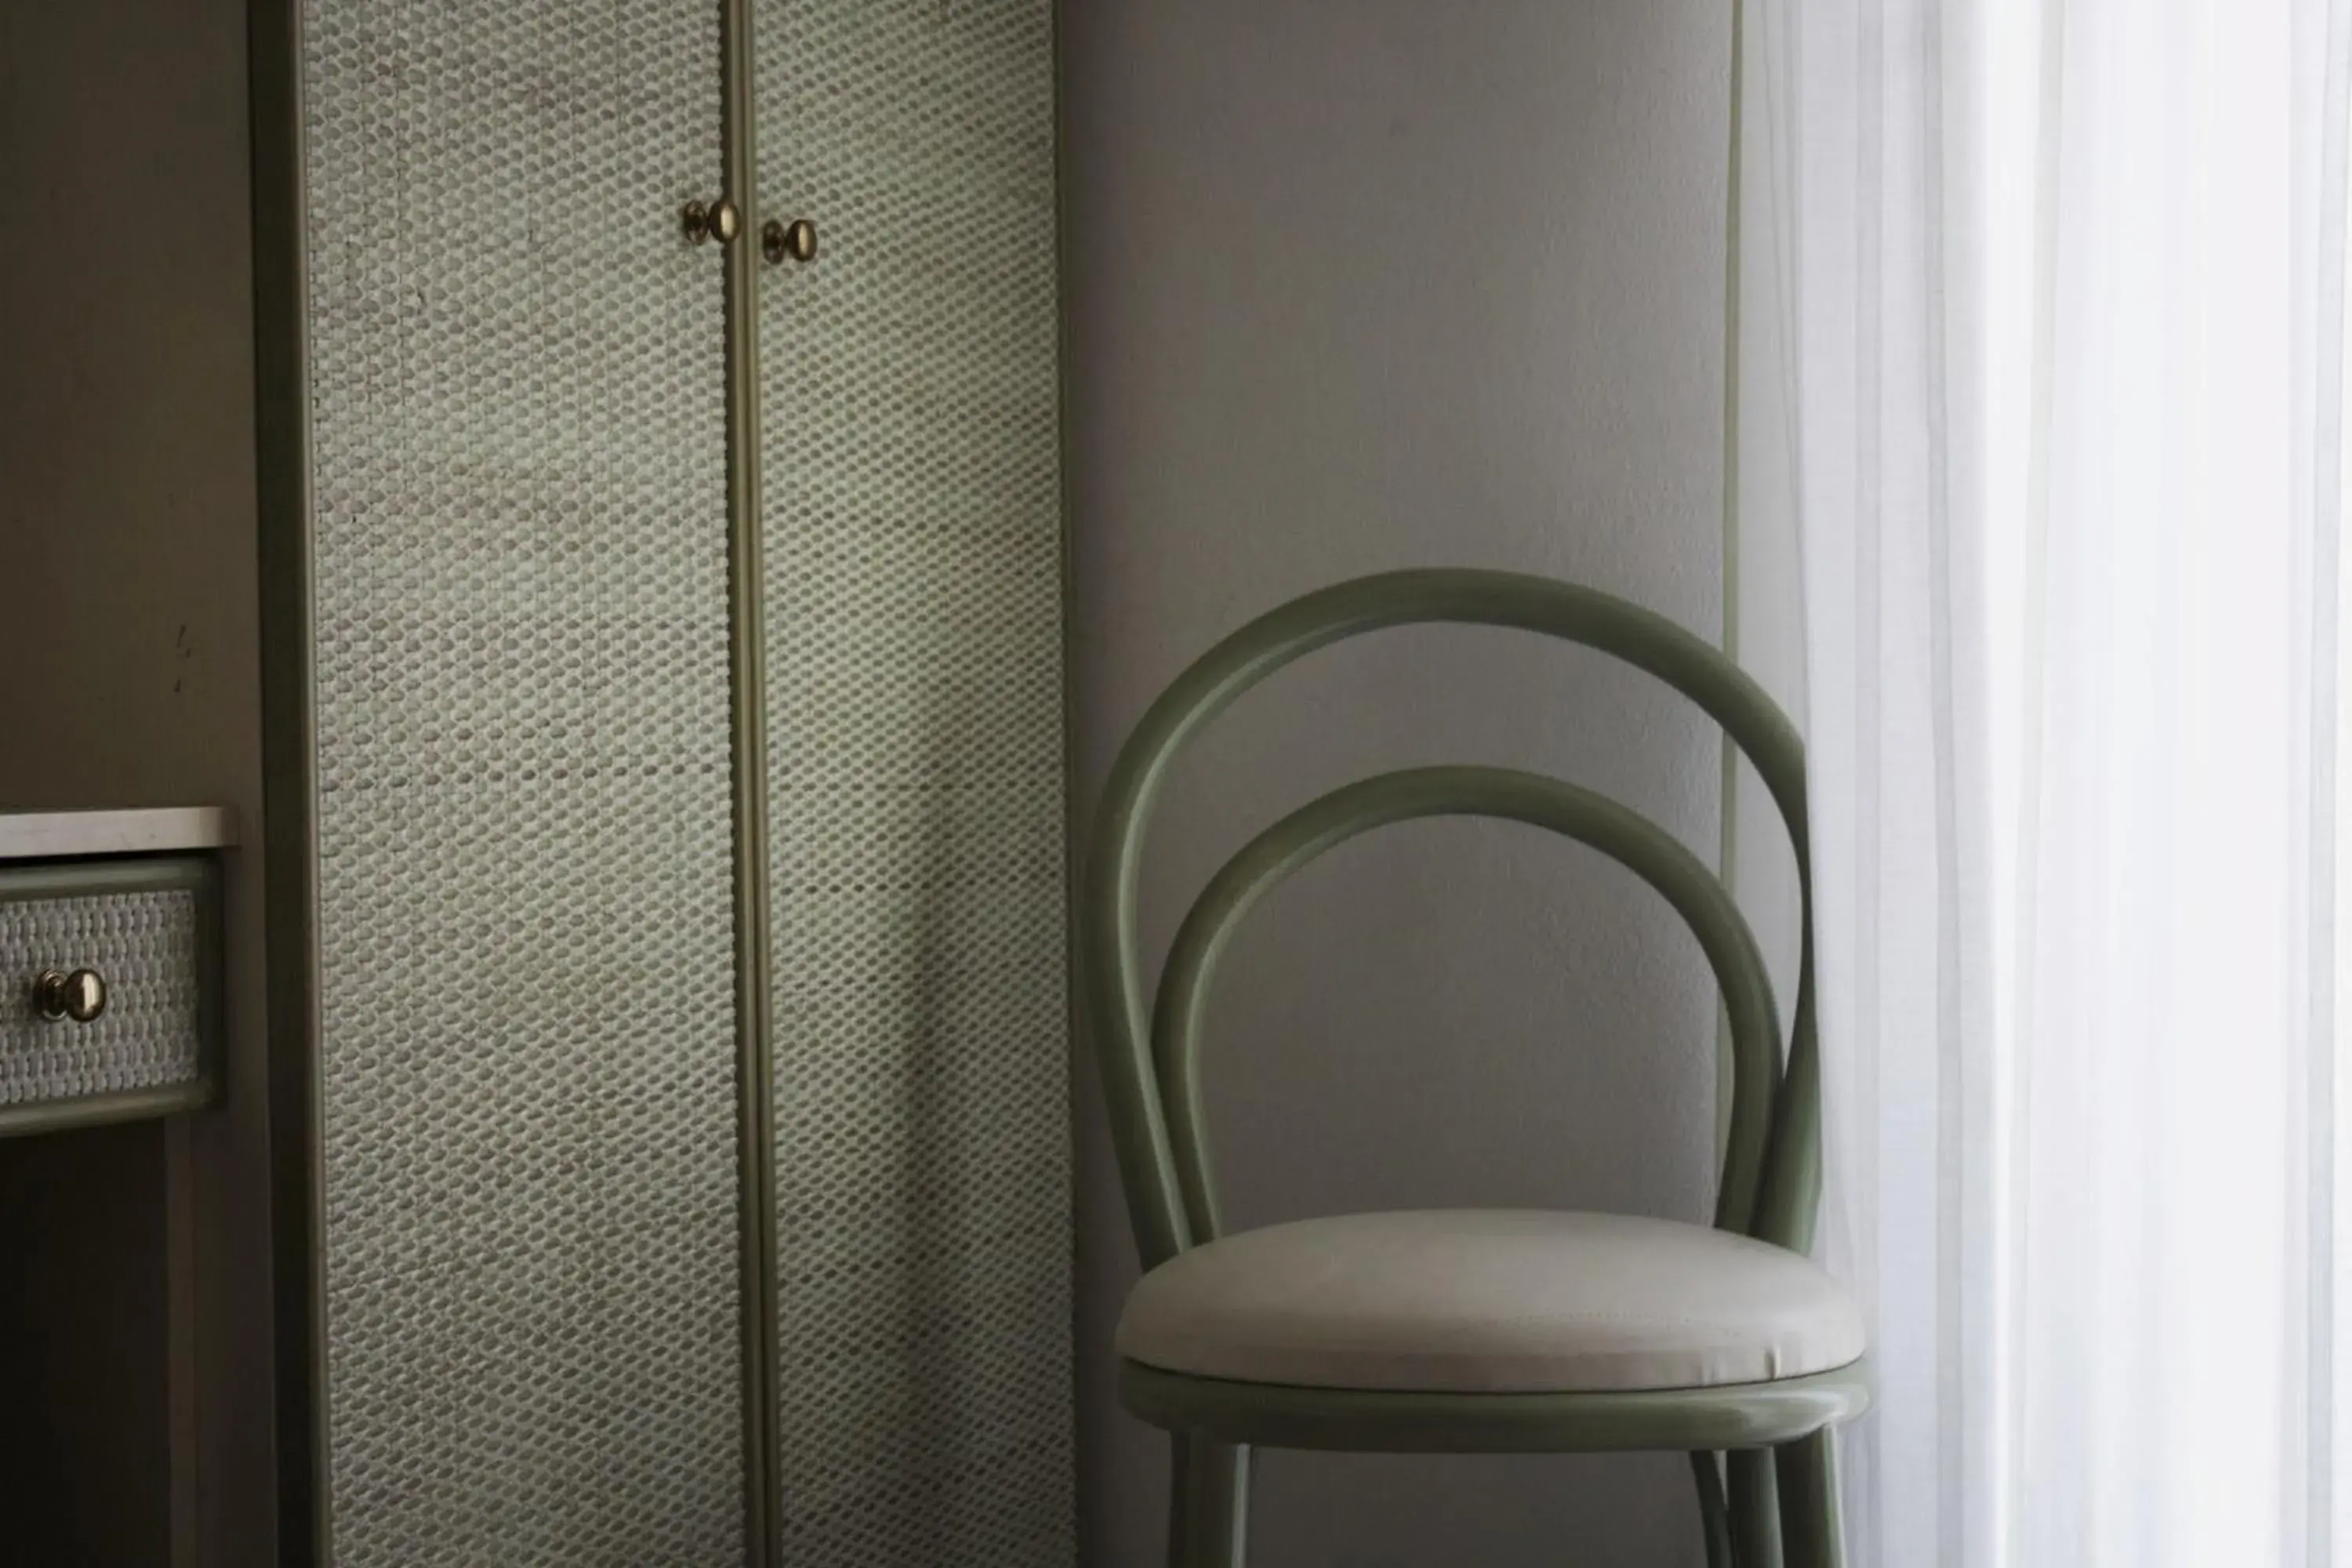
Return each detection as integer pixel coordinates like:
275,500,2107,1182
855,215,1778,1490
0,889,202,1104
302,2,742,1562
757,2,1072,1561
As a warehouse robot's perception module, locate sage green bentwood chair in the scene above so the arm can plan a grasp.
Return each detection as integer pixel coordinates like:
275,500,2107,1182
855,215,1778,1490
1080,570,1871,1567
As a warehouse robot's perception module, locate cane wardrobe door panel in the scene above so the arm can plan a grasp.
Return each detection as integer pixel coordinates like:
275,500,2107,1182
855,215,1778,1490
756,2,1072,1561
301,2,744,1559
291,0,1069,1560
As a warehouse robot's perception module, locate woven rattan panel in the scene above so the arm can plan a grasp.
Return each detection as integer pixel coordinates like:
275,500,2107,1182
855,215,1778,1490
0,888,201,1104
756,2,1071,1561
303,3,742,1561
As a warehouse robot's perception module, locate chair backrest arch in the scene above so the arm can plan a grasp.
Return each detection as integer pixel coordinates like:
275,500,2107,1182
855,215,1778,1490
1080,568,1820,1272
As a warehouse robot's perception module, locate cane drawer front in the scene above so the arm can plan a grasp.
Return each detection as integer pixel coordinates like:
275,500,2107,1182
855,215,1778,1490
0,857,217,1130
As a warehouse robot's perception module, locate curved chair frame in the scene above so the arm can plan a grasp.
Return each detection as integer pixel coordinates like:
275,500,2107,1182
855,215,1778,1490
1080,570,1867,1567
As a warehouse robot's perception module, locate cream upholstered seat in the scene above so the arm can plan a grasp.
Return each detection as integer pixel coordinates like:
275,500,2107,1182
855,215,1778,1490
1116,1209,1864,1395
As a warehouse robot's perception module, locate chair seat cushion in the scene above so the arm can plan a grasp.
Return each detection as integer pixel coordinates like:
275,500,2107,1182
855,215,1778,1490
1116,1209,1865,1394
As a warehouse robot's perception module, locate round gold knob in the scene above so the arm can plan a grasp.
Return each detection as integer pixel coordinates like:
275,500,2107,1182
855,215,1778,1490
34,967,107,1024
763,217,817,265
681,198,743,246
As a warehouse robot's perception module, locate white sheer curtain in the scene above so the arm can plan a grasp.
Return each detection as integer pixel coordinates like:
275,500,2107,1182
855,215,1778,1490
1735,0,2352,1562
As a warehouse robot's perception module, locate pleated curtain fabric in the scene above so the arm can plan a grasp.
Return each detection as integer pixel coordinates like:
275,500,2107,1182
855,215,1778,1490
1730,0,2352,1562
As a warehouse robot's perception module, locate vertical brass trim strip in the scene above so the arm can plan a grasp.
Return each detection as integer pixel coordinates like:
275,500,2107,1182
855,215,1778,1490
720,0,782,1560
1050,5,1088,1555
1716,0,1748,1178
247,0,330,1560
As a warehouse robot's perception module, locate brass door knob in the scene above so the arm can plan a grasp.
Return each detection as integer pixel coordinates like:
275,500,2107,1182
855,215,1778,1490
34,967,107,1024
681,198,742,246
763,217,816,264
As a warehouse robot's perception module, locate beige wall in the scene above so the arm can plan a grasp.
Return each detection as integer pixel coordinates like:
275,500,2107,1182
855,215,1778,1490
1061,3,1737,1563
0,0,274,1560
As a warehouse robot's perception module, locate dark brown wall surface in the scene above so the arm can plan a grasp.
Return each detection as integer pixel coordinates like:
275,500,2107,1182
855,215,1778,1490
0,0,274,1561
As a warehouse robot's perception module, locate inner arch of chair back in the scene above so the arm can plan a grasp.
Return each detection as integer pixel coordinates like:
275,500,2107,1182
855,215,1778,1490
1080,568,1820,1275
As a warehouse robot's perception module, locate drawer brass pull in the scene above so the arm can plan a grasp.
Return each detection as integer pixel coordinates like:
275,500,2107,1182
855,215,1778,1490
34,967,107,1024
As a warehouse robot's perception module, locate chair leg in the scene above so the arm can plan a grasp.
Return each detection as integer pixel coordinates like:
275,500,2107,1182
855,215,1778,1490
1730,1448,1784,1568
1690,1452,1733,1568
1773,1429,1845,1568
1167,1435,1250,1568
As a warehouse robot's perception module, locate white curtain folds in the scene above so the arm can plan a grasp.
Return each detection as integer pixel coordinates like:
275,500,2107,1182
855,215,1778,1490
1733,0,2352,1562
